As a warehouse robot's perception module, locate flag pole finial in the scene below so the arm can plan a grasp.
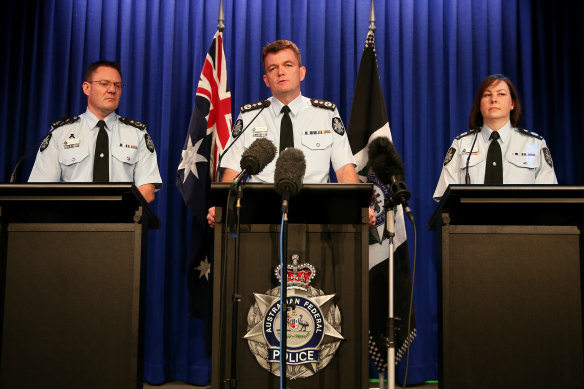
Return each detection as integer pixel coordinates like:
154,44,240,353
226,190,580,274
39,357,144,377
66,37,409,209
217,0,225,32
369,0,376,32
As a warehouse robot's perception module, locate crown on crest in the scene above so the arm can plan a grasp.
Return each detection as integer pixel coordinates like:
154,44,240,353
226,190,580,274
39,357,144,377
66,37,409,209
275,254,316,290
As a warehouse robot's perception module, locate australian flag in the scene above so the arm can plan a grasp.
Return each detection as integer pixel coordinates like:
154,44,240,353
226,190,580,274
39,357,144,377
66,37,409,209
347,29,416,376
176,30,232,354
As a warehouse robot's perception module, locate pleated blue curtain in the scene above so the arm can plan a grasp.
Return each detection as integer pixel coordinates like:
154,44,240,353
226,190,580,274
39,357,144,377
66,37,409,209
1,0,582,386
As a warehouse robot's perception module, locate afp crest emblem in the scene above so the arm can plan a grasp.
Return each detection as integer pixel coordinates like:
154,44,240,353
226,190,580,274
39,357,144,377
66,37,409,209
244,255,343,379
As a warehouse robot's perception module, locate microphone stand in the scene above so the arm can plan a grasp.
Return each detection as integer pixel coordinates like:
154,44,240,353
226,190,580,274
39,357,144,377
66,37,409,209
383,197,398,389
278,205,289,388
226,180,244,389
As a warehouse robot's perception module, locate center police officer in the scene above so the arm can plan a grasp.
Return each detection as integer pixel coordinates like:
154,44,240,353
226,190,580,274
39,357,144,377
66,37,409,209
28,60,162,203
433,74,557,201
208,40,375,227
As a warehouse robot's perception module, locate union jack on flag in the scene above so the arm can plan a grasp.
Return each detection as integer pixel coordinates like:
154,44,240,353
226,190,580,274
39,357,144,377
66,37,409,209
177,30,232,220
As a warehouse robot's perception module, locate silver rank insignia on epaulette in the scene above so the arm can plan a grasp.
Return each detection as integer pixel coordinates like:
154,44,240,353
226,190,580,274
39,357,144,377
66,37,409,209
50,115,80,130
517,128,543,140
310,98,336,111
241,100,269,113
119,117,147,130
455,128,479,140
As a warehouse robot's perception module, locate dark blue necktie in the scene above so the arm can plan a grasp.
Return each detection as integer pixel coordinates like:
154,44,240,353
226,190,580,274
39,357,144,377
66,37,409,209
93,120,109,182
484,131,502,184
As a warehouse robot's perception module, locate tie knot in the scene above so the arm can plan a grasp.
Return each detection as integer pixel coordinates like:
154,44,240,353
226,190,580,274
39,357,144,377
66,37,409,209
490,131,500,140
96,120,106,129
281,105,291,114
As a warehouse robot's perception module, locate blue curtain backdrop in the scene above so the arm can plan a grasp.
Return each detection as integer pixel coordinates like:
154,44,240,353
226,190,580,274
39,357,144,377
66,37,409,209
1,0,583,386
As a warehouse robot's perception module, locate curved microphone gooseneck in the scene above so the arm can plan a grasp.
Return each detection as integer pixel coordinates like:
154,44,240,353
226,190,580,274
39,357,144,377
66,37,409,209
216,100,271,182
464,129,480,184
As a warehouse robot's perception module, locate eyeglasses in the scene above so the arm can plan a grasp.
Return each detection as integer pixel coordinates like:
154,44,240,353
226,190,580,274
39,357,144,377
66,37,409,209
88,80,125,89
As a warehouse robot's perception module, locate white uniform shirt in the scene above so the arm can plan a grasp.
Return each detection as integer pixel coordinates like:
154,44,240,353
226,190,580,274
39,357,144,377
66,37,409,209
29,109,162,189
220,94,356,183
433,121,557,200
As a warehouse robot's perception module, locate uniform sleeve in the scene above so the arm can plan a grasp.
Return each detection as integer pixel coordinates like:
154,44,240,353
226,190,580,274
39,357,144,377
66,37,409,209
220,112,246,173
28,131,62,182
535,140,558,184
330,109,356,172
433,139,462,201
134,129,163,190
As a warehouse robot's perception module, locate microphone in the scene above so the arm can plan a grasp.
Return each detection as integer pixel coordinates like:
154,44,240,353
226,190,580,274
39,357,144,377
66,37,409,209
9,115,70,183
368,136,414,223
232,138,277,186
464,128,480,184
273,148,306,213
217,100,271,181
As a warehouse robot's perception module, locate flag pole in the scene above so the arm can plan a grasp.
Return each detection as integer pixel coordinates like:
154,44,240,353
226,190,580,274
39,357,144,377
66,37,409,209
367,3,396,389
217,0,225,32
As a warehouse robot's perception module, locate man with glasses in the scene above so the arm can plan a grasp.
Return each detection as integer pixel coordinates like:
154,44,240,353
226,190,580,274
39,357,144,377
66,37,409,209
29,60,162,202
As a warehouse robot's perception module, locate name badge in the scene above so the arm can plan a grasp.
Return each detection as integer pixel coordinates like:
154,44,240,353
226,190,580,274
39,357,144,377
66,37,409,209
252,127,268,138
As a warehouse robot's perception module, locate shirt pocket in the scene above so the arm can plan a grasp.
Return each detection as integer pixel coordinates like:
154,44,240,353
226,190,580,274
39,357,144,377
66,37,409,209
506,153,538,183
507,153,539,170
301,132,332,150
58,146,89,166
112,146,139,165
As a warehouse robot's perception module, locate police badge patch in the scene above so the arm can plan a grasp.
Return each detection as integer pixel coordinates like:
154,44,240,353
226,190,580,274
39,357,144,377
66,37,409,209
144,133,155,153
332,117,345,135
542,147,553,167
244,255,343,379
39,133,52,152
233,119,243,138
443,147,456,166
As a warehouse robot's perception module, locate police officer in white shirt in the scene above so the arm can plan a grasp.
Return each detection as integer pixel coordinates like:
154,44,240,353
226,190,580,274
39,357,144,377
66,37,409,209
208,40,374,226
29,61,162,203
433,74,557,201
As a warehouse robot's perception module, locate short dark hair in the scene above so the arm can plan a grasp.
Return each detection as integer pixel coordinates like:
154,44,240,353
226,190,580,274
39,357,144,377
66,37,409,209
261,40,302,71
468,74,522,129
85,60,122,81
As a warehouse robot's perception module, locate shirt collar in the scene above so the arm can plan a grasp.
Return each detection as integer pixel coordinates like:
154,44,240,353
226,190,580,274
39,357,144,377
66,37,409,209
481,120,512,144
269,93,304,117
84,108,117,131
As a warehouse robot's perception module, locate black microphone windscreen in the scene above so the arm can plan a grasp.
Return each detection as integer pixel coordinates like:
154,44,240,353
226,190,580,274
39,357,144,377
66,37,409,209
262,100,271,108
367,136,405,185
240,138,277,175
274,148,306,197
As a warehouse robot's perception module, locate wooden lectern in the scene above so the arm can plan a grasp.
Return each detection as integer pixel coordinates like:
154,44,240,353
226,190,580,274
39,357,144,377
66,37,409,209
210,183,372,389
429,185,584,389
0,183,159,389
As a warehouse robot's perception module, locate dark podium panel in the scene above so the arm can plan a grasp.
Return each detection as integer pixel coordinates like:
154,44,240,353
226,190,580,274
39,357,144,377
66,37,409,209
429,185,584,389
210,183,372,389
0,183,159,389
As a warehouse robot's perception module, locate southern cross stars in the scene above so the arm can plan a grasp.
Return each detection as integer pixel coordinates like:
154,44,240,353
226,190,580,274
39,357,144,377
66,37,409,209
178,135,207,182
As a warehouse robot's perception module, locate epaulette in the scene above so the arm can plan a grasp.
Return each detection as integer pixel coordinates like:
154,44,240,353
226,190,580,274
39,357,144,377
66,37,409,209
455,128,480,140
119,117,147,130
240,100,269,113
517,128,543,140
310,98,336,111
50,115,80,130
